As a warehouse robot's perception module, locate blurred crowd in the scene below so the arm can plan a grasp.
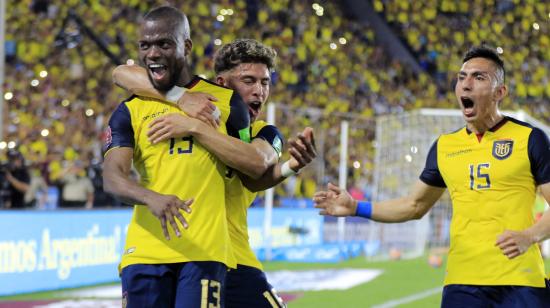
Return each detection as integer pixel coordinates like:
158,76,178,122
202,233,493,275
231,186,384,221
2,0,548,209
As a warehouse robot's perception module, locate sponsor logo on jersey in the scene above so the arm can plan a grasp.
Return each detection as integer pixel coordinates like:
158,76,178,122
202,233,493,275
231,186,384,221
492,140,513,160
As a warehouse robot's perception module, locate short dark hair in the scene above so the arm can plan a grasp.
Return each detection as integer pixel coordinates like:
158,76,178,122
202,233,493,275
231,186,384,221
462,45,505,84
143,6,190,39
214,39,277,74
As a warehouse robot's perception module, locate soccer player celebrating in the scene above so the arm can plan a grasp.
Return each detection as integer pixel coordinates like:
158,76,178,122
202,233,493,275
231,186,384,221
113,39,316,307
314,46,550,307
103,6,250,307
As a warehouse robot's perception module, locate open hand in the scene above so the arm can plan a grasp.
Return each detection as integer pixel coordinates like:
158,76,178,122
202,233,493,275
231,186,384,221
313,183,356,217
287,127,317,172
148,113,199,144
177,92,220,128
146,193,193,240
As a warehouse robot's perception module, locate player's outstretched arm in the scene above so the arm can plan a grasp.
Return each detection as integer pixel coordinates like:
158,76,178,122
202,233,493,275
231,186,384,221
496,182,550,259
112,64,219,128
242,127,317,192
103,147,193,240
314,180,445,222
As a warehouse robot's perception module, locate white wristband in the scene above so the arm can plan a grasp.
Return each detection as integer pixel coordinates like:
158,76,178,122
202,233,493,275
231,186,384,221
281,161,298,178
165,86,187,104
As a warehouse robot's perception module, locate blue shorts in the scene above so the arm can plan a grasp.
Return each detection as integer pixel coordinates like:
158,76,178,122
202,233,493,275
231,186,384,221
225,265,285,308
441,281,550,308
121,261,227,308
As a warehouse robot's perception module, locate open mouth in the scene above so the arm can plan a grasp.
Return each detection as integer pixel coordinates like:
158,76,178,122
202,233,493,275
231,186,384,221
461,96,474,109
148,63,168,81
460,96,475,117
248,101,262,118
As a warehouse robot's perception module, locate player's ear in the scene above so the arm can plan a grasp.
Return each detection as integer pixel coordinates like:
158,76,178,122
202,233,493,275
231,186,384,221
494,84,507,104
184,38,193,57
216,74,227,87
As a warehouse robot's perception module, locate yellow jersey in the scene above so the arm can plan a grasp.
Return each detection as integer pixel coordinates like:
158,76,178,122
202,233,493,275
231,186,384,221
225,120,283,269
420,117,550,287
104,76,250,270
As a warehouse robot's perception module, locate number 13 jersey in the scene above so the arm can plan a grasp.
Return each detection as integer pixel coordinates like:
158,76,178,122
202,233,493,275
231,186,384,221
104,77,249,271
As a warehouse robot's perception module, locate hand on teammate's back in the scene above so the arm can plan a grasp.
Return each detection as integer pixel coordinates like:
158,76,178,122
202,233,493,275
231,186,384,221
177,91,220,128
495,229,535,259
145,193,193,240
313,183,356,217
287,127,317,171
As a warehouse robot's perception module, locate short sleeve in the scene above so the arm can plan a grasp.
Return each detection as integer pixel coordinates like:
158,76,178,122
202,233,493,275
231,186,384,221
226,92,251,142
419,140,446,188
528,127,550,185
254,125,284,157
103,102,134,155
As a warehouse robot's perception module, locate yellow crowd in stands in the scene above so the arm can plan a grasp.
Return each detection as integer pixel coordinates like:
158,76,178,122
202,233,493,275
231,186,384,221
3,0,548,202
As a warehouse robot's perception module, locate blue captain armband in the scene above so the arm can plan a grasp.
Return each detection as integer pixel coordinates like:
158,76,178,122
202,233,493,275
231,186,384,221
355,201,372,219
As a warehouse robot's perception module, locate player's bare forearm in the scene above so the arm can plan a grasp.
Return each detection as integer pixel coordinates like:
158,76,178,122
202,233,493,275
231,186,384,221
372,181,444,222
241,162,285,192
524,182,550,244
243,127,317,192
102,148,159,205
112,64,166,100
192,126,277,179
316,180,443,221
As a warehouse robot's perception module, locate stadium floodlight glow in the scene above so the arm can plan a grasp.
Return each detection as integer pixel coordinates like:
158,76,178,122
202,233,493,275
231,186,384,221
533,22,540,30
339,37,347,45
312,3,320,10
85,108,94,117
41,129,49,137
227,9,234,15
0,142,6,150
217,15,225,22
126,59,135,65
330,42,337,50
220,9,228,15
39,70,48,78
353,161,361,169
30,79,39,87
316,10,324,16
61,99,70,107
496,46,504,54
214,39,222,46
4,92,13,100
7,141,16,149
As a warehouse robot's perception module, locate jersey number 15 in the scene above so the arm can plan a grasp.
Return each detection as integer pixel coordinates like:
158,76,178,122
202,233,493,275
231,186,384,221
469,163,491,190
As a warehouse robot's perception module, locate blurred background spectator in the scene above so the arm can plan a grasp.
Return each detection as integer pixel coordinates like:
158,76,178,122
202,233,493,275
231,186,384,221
2,0,548,208
1,150,30,208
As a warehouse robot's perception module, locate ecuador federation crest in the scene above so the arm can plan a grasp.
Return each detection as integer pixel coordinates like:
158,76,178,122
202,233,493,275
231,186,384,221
492,140,514,160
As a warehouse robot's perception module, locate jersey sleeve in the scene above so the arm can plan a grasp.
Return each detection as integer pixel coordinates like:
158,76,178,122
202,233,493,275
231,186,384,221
528,127,550,185
226,92,251,143
103,102,134,155
419,140,446,188
253,125,284,158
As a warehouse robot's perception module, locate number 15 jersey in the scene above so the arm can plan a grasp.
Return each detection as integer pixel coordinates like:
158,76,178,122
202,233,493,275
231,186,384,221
420,116,550,287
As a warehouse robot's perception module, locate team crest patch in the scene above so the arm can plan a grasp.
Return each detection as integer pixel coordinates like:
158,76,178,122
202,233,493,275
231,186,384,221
104,126,112,147
492,140,513,160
